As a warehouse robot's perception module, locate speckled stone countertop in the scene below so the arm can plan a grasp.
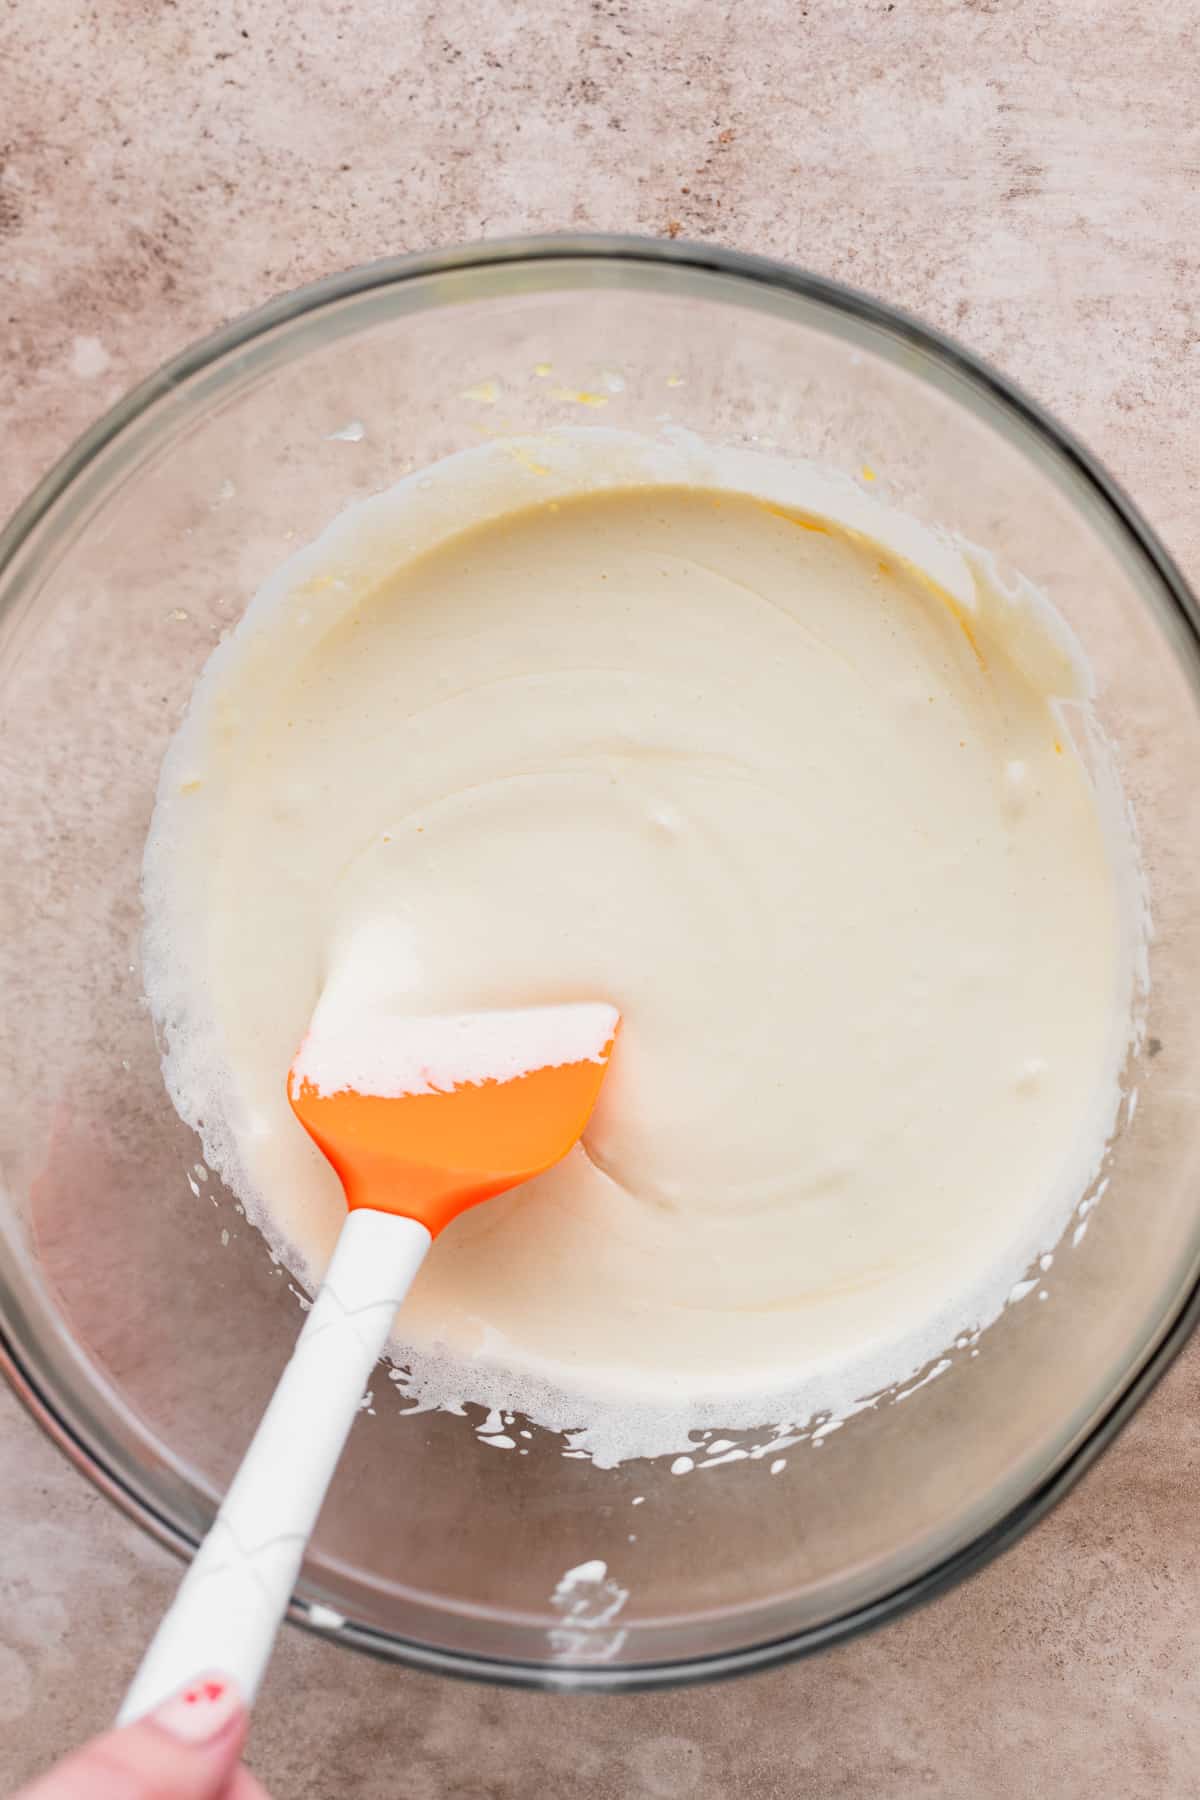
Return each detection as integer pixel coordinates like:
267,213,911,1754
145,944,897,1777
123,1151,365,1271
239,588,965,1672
3,3,1200,1794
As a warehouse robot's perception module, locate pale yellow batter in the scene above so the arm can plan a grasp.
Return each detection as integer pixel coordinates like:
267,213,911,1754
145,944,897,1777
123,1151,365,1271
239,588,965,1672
143,432,1138,1465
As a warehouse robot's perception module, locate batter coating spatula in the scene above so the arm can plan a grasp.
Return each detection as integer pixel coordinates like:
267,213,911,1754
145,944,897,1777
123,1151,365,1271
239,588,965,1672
120,1000,620,1722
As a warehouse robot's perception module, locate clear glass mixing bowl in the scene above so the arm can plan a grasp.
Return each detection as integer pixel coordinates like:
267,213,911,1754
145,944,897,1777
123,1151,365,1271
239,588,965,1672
3,236,1200,1692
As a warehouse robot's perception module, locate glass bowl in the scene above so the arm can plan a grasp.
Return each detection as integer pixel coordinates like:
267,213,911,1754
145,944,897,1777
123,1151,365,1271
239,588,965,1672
2,236,1199,1693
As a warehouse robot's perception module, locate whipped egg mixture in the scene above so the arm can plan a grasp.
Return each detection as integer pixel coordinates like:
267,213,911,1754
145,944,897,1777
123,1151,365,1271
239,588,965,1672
143,432,1141,1465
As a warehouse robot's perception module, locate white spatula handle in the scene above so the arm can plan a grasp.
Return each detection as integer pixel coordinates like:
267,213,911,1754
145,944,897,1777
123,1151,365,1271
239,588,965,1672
119,1208,431,1723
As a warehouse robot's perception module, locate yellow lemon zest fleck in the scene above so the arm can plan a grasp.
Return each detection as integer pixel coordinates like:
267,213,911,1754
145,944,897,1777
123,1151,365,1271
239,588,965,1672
759,502,830,534
506,443,551,476
461,379,500,405
945,598,986,670
550,387,608,408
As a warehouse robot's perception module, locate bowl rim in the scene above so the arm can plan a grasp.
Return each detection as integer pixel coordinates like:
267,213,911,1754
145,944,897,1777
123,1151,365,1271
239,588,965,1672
3,230,1199,1694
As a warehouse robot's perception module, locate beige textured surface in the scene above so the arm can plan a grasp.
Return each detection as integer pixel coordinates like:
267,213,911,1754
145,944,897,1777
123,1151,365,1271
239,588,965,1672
3,1,1200,1794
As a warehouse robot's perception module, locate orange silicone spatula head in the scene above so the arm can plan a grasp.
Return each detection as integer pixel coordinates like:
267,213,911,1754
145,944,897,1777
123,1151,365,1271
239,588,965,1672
287,1001,620,1238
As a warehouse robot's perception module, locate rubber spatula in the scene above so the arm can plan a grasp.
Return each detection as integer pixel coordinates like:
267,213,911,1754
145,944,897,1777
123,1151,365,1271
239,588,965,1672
120,999,620,1723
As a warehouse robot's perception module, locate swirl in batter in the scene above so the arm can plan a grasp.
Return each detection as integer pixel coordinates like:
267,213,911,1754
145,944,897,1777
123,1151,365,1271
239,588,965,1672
143,432,1139,1465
